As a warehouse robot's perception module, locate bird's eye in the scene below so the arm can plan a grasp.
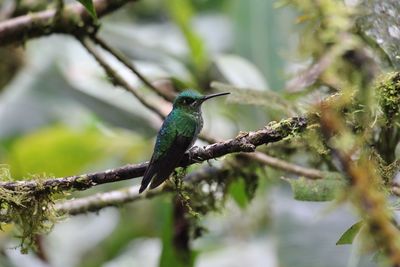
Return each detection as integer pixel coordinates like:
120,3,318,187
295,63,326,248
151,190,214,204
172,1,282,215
183,98,194,105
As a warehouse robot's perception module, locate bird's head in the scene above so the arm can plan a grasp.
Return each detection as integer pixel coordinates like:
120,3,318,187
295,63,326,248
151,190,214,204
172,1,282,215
173,89,230,112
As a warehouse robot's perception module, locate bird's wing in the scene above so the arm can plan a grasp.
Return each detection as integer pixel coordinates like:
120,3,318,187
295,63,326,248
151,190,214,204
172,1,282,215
139,123,195,193
149,134,193,190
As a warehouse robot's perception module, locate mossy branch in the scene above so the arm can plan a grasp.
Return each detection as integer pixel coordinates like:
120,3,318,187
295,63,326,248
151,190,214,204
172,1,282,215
0,116,308,193
319,104,400,265
0,0,137,46
56,151,328,216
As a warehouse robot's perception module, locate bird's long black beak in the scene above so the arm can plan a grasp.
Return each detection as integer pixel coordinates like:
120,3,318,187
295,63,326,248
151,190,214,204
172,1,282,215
201,92,230,102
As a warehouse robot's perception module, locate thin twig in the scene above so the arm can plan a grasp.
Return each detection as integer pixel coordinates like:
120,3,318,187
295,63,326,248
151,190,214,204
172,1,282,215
249,152,324,179
90,35,175,102
78,36,165,120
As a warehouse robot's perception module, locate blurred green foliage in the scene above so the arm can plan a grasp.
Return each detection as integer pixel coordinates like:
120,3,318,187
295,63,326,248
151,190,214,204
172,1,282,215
288,173,346,201
228,178,249,208
5,124,147,178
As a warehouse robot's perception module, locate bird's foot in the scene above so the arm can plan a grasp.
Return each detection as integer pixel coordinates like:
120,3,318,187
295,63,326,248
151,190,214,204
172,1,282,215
188,146,206,163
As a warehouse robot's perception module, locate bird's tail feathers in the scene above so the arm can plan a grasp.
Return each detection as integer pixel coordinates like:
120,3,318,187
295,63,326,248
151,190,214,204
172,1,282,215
139,168,155,194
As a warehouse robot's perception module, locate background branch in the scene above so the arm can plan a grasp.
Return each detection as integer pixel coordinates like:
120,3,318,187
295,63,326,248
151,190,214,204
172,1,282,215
79,36,166,119
0,0,137,46
90,35,176,102
55,185,166,215
249,152,324,179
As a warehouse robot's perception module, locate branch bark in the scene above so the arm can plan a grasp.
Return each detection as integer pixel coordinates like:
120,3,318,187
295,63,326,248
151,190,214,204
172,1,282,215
0,116,307,193
55,185,165,215
0,0,137,46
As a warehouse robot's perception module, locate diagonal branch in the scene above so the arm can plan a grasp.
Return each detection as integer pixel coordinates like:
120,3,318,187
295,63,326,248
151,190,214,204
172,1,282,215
90,35,176,102
78,36,166,119
0,116,308,193
0,0,137,46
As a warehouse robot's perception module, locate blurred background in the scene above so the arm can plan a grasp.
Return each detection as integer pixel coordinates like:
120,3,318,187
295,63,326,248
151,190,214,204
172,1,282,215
0,0,391,266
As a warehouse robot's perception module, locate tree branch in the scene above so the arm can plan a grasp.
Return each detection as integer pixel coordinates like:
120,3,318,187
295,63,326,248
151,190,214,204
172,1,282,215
78,36,166,120
56,149,325,215
90,35,176,102
55,185,166,215
249,152,324,179
0,0,137,46
0,116,308,193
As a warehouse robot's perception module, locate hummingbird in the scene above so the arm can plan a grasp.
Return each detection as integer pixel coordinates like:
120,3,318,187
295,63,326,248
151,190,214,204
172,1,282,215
139,90,230,193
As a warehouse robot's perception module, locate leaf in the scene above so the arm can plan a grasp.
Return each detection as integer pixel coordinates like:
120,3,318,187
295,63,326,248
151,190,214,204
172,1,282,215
77,0,97,20
287,173,346,202
229,179,248,209
7,125,106,178
336,221,364,245
358,0,400,68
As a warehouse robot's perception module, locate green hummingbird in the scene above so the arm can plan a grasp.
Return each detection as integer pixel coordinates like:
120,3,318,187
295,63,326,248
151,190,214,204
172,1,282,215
139,90,230,193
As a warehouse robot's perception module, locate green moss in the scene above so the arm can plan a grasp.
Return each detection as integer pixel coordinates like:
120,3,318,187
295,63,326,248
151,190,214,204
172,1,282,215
303,125,329,155
376,72,400,122
0,167,61,253
269,117,308,139
288,173,347,201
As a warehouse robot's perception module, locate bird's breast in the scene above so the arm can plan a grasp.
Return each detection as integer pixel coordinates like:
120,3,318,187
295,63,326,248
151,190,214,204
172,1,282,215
175,111,202,137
